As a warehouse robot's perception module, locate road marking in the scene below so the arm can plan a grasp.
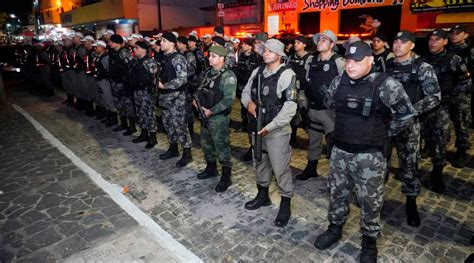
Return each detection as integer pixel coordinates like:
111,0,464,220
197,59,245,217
13,104,202,263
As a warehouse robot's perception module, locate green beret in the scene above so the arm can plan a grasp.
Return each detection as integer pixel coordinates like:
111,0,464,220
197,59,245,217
208,45,228,57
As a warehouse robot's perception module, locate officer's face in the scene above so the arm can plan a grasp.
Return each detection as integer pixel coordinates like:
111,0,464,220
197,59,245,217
160,38,175,52
203,37,212,44
95,45,105,53
73,36,81,45
392,39,414,58
449,30,468,45
209,53,225,69
372,37,385,51
177,42,187,51
262,48,280,64
188,41,196,49
294,40,306,52
241,42,251,53
316,36,334,53
344,56,374,80
153,45,161,53
428,35,448,54
133,46,146,58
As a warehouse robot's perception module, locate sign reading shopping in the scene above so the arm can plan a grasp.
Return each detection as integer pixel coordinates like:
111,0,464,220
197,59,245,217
301,0,398,12
410,0,474,13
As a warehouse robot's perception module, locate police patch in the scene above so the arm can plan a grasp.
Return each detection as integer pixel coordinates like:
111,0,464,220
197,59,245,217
347,101,358,108
176,64,182,71
299,60,304,66
350,47,357,54
425,84,435,93
397,32,403,37
323,64,330,72
228,76,236,85
263,85,270,96
210,81,215,88
397,104,407,114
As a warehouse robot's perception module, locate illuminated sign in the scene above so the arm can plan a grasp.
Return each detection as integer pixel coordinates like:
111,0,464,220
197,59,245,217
302,0,398,12
268,0,298,12
410,0,474,12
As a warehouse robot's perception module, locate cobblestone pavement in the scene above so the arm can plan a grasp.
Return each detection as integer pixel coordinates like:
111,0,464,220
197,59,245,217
3,83,474,262
0,104,182,262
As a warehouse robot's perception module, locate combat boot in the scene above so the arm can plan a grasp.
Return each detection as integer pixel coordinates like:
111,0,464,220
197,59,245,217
159,143,179,160
85,101,96,117
145,132,157,149
188,122,194,136
113,116,128,132
215,166,232,192
245,184,272,210
360,235,378,263
406,196,420,227
133,129,148,143
197,161,218,179
451,148,467,168
314,224,343,250
431,165,445,194
95,106,106,120
240,147,253,162
101,110,110,123
123,118,137,136
105,112,118,127
275,196,291,227
296,160,319,180
176,147,192,167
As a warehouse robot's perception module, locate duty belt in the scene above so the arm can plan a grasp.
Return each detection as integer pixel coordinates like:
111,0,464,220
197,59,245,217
334,140,383,154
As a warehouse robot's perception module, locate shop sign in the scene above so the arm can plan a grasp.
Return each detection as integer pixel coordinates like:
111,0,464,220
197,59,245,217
410,0,474,13
268,0,298,12
302,0,396,12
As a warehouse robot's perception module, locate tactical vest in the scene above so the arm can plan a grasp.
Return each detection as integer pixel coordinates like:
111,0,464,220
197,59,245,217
425,50,455,102
448,43,472,68
94,53,108,80
160,51,179,84
373,49,391,73
129,56,155,90
288,53,311,91
334,73,391,152
236,52,259,86
191,48,203,75
307,54,341,109
197,69,229,115
109,48,129,83
386,57,424,104
249,65,291,129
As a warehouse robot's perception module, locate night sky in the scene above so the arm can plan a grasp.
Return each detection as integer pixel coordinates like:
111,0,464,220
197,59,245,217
0,0,32,13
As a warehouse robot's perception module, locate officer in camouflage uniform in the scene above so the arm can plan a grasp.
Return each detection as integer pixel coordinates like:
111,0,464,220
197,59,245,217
194,46,237,192
372,33,393,73
241,39,297,228
447,24,474,167
386,31,441,227
177,36,197,135
423,29,472,193
315,41,415,263
213,26,236,69
128,41,159,149
157,32,193,167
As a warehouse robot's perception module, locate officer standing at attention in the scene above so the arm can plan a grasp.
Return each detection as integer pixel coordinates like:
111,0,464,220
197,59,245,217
447,24,473,167
297,30,345,181
128,41,159,149
371,33,393,73
194,46,237,192
241,39,297,227
386,30,440,227
157,32,193,167
314,41,415,263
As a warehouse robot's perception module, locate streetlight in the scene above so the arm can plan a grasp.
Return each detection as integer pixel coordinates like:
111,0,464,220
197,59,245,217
10,14,16,18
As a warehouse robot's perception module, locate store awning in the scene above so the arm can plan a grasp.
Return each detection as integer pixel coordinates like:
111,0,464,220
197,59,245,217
436,12,474,24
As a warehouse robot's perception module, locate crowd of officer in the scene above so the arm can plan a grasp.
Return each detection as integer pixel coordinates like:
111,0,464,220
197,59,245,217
14,24,473,263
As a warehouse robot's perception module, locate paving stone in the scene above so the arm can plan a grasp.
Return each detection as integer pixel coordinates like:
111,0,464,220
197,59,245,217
79,224,115,242
24,227,62,252
36,194,65,210
24,221,51,235
45,207,68,219
58,221,86,236
19,210,47,225
56,235,89,258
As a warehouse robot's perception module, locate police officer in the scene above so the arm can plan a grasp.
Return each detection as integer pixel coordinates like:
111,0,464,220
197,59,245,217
188,34,205,80
372,32,393,73
32,39,54,96
241,39,297,227
314,41,415,263
128,41,159,149
157,32,193,167
423,29,472,193
61,36,75,106
74,32,92,113
194,45,237,192
297,30,344,181
447,24,473,167
213,26,236,69
82,35,102,117
386,30,441,227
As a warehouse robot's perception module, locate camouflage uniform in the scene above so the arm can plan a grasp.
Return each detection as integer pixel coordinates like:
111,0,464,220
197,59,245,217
130,55,158,132
324,72,415,238
109,47,134,118
159,51,192,148
196,68,237,167
386,53,441,196
181,50,197,123
224,42,236,69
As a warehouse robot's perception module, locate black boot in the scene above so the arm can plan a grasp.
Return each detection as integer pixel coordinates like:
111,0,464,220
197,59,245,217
113,116,128,132
197,161,218,179
76,99,86,111
105,112,119,127
431,165,445,194
188,122,194,136
145,131,157,149
240,147,253,162
159,143,179,160
85,101,96,117
360,235,378,263
133,129,148,143
95,106,106,120
123,118,137,136
290,125,297,145
296,160,319,180
101,110,110,123
314,224,343,250
275,196,291,227
452,148,467,168
215,166,232,192
176,147,192,167
406,196,420,227
245,184,272,210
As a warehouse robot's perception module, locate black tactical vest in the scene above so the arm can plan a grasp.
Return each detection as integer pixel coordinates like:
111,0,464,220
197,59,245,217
307,54,341,109
129,56,155,90
373,49,391,73
334,73,391,151
197,69,229,115
109,48,129,83
288,53,311,91
191,48,203,75
386,57,424,104
160,51,179,84
235,52,259,86
250,65,291,128
94,53,108,80
448,43,472,68
425,50,455,102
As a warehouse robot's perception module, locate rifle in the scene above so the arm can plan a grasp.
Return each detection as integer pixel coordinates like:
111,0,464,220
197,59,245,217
193,94,209,128
252,74,263,167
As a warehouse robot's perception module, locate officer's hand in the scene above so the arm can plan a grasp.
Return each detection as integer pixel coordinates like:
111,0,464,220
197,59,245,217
192,99,197,108
158,81,164,89
202,107,212,118
258,128,269,137
247,101,257,118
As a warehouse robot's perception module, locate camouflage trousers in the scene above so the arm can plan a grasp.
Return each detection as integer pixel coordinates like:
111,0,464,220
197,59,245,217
160,92,192,148
328,146,386,238
185,91,195,123
393,120,421,197
421,104,450,167
449,92,472,150
133,89,157,132
201,114,232,167
111,82,135,118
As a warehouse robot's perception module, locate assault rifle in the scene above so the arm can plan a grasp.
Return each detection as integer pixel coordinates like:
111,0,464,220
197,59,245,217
252,74,263,167
193,94,209,129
